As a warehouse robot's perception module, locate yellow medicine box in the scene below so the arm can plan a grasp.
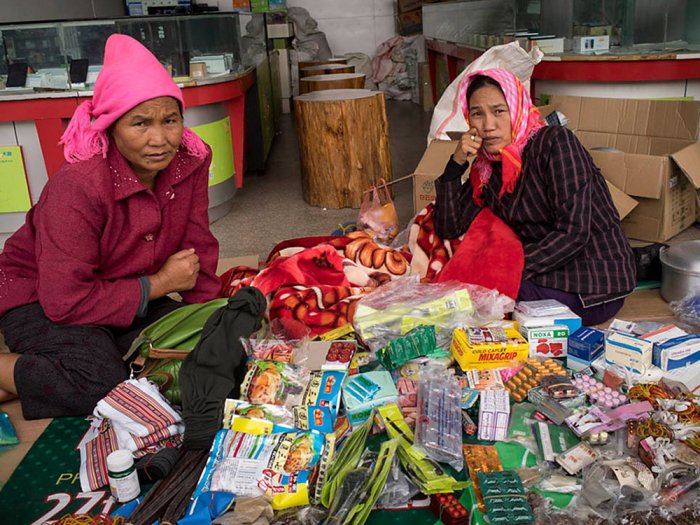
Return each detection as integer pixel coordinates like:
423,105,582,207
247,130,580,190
451,327,529,370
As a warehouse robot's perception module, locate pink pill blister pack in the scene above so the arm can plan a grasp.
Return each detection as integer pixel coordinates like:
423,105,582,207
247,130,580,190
572,374,627,409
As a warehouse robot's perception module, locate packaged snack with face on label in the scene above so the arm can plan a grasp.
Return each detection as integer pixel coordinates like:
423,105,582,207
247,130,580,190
223,399,337,434
195,429,324,510
240,361,345,428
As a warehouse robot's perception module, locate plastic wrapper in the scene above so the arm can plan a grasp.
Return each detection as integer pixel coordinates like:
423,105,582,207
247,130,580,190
271,506,329,525
357,178,400,244
671,292,700,328
195,429,324,510
507,402,538,453
414,367,463,471
375,454,421,509
242,318,312,365
239,363,345,431
0,409,19,446
656,464,700,506
352,275,514,353
323,449,377,525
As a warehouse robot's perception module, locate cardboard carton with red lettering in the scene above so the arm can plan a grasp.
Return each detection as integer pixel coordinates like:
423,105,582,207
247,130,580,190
450,326,529,370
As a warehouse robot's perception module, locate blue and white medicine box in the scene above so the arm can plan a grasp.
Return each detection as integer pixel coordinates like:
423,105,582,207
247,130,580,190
605,332,653,374
653,334,700,371
513,302,582,336
567,327,605,370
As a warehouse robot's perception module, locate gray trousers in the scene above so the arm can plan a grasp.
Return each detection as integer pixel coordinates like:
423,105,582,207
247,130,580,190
0,298,183,420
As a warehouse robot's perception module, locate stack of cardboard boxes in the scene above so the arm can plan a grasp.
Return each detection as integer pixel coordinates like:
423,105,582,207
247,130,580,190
413,96,700,244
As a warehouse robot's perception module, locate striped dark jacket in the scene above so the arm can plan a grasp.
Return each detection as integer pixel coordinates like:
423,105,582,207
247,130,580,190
433,125,636,307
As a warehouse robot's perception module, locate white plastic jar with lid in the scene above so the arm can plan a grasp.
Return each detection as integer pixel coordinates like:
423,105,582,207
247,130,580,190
107,449,140,502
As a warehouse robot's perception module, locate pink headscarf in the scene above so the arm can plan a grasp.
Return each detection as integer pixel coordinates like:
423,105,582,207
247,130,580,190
60,34,208,163
458,68,543,206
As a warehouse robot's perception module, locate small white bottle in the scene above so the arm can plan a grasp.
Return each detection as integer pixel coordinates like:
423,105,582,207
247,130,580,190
107,449,140,502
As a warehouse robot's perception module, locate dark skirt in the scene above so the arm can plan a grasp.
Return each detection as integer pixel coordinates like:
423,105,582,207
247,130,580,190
0,298,183,420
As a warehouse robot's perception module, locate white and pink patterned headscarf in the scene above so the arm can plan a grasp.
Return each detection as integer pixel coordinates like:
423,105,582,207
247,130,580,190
458,68,543,206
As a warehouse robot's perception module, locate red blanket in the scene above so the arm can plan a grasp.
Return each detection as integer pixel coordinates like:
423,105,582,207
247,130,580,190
220,208,524,336
220,232,410,335
409,203,524,299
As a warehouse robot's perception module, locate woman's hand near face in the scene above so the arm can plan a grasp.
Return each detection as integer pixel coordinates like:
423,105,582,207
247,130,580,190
148,248,200,299
453,127,483,165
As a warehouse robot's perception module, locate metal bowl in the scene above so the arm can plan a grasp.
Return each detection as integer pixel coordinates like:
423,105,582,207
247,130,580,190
660,240,700,302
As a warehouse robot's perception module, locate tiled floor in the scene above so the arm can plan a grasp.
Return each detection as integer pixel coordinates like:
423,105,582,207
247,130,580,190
210,99,432,259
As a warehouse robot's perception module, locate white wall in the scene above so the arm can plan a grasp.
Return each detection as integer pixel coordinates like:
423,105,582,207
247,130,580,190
285,0,395,58
216,0,396,58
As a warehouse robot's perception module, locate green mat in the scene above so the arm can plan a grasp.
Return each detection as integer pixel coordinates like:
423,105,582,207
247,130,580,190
0,417,571,524
0,417,120,525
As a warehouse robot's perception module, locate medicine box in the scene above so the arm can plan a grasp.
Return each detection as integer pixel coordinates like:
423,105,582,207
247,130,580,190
450,327,529,370
342,371,398,427
605,332,654,374
574,35,610,53
478,389,510,441
653,334,700,371
513,305,582,336
523,325,569,358
567,327,605,371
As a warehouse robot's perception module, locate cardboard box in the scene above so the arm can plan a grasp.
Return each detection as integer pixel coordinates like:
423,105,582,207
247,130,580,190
450,327,529,370
189,62,207,79
653,334,700,371
529,37,565,54
342,371,398,427
568,327,605,371
513,306,583,336
398,0,422,13
523,325,569,358
412,140,459,213
605,332,653,374
478,389,510,441
397,8,422,36
574,35,610,53
546,95,700,242
670,142,700,222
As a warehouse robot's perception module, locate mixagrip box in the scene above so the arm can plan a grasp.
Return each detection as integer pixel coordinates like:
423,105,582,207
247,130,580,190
450,327,529,370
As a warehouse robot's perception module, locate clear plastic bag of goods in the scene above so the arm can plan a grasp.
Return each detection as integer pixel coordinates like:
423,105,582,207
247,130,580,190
352,275,514,353
671,291,700,328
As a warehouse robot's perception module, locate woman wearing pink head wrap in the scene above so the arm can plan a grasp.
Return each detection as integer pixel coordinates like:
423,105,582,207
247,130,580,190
433,68,635,325
0,35,220,419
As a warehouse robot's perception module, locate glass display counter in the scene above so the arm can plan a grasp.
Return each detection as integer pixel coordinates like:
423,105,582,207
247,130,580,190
0,13,260,248
424,0,699,56
423,0,700,103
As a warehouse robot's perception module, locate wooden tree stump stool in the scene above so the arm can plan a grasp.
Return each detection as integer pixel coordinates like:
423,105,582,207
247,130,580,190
299,63,354,79
299,73,366,94
294,89,392,209
297,57,348,72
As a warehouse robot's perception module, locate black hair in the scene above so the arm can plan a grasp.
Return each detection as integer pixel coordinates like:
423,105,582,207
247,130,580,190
466,75,504,106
